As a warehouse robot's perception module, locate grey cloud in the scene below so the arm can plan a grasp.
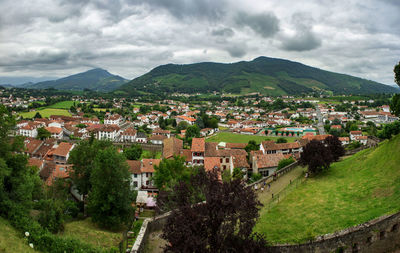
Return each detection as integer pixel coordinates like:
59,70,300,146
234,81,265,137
280,13,321,51
127,0,226,20
235,12,280,38
211,27,235,37
0,50,69,67
226,45,246,58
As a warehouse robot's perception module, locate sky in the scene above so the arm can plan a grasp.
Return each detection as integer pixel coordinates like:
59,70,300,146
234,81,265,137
0,0,399,85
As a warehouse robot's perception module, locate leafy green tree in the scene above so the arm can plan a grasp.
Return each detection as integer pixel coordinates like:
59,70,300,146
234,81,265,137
394,61,400,87
34,112,42,118
325,136,345,162
38,199,65,233
245,140,259,153
250,172,262,183
37,127,51,140
195,117,205,129
68,139,112,196
277,157,295,170
232,167,244,180
88,146,134,229
177,121,189,131
153,156,192,191
124,144,143,160
186,125,200,139
208,118,219,129
276,137,287,143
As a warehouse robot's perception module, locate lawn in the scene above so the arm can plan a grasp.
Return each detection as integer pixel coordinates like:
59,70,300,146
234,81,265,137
47,100,76,109
140,150,162,159
206,132,298,144
0,217,35,253
59,218,123,250
19,108,71,118
254,135,400,244
93,108,108,112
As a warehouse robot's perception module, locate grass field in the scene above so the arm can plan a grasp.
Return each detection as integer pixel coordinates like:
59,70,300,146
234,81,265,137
206,132,298,144
47,100,75,109
254,135,400,244
19,108,72,118
59,218,123,250
93,108,108,112
140,150,162,159
0,217,35,253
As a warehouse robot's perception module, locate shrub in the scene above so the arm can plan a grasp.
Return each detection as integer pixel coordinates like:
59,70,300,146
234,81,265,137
277,157,295,170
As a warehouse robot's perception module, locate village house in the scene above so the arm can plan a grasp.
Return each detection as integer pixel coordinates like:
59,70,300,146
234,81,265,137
260,141,302,156
104,114,123,125
251,153,286,177
45,126,63,139
120,127,137,142
350,131,363,141
95,125,121,141
52,142,75,164
150,134,167,145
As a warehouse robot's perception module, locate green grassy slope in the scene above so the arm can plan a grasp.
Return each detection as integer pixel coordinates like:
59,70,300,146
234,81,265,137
254,134,400,244
118,56,399,96
0,217,35,253
205,132,298,144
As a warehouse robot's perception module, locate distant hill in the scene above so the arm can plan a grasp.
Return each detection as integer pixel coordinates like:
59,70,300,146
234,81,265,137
117,56,399,96
29,68,128,92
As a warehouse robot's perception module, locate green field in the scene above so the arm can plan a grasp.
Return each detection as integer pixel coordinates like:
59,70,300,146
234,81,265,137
47,100,76,109
59,218,122,250
254,135,400,244
93,108,108,112
0,217,35,253
19,108,72,118
206,132,298,144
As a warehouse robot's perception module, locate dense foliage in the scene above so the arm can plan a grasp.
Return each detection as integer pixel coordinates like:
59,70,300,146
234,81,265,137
118,56,398,96
88,146,134,229
153,156,193,191
299,140,333,175
157,168,268,252
123,144,143,160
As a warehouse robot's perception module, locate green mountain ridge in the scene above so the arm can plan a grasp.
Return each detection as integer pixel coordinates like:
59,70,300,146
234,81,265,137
117,56,399,96
28,68,128,92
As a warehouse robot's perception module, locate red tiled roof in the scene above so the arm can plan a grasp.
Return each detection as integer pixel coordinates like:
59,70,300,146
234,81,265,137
225,143,247,149
180,149,192,162
255,153,285,169
28,158,44,169
46,126,62,134
150,135,167,140
191,138,205,152
24,138,43,154
204,157,221,171
141,159,161,173
52,142,74,157
350,131,362,135
127,160,141,174
163,137,183,159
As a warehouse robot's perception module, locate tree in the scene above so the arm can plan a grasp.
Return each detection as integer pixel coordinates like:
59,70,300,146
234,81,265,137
88,146,134,229
186,124,200,139
325,136,345,162
177,121,188,131
195,117,205,129
277,157,295,170
157,168,267,252
124,144,142,160
245,140,259,153
394,61,400,87
153,156,192,191
68,139,112,196
276,137,287,143
299,140,333,175
34,112,42,118
232,167,244,180
208,118,219,129
37,127,51,140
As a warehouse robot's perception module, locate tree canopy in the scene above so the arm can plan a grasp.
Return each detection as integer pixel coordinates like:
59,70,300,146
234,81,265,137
124,144,143,160
153,156,192,191
88,146,134,229
157,168,268,252
299,140,333,175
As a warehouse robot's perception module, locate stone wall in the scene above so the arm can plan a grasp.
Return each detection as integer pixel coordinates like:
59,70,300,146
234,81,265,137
269,211,400,253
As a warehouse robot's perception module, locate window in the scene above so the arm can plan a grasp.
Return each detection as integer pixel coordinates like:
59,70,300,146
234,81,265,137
134,174,137,178
223,165,226,170
225,158,229,163
133,182,138,187
146,180,149,185
220,158,223,163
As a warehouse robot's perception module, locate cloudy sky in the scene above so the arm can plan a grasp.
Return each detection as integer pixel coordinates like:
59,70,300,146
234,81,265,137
0,0,399,85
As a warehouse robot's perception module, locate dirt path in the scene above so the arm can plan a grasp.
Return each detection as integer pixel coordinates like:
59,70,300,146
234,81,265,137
257,166,305,206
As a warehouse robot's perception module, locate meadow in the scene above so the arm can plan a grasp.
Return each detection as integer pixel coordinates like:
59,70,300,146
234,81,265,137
0,217,35,253
19,108,72,118
254,135,400,244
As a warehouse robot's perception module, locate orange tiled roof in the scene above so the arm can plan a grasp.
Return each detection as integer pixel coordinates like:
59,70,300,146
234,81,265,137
52,142,74,157
191,138,205,152
141,159,161,173
204,157,221,171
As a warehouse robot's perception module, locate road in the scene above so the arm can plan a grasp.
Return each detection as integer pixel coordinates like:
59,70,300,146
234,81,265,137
315,105,326,135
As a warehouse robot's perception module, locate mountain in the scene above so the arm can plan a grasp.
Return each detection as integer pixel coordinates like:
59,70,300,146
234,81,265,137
117,56,399,96
0,76,56,86
29,68,128,92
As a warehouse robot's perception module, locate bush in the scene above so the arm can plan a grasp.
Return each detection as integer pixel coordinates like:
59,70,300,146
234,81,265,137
277,157,295,170
276,137,287,143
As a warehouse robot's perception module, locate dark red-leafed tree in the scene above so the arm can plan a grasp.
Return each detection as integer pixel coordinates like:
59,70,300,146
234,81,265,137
299,140,333,175
156,168,268,253
325,135,345,162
